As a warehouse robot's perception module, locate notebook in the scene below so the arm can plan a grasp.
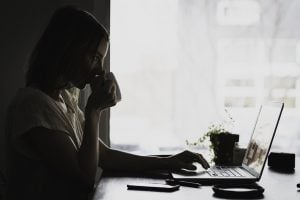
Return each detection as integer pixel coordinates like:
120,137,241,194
171,102,284,185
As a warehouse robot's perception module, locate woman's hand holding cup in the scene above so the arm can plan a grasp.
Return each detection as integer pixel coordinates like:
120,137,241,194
87,72,121,112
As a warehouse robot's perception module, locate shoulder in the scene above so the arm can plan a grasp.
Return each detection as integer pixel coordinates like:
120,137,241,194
5,87,62,132
8,87,53,112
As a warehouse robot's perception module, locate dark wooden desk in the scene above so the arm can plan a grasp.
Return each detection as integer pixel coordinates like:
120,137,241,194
92,158,300,200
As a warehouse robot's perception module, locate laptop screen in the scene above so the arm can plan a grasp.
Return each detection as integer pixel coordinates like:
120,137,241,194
242,102,284,177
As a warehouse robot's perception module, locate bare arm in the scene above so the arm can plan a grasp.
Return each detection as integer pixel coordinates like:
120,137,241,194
98,139,210,172
98,139,166,171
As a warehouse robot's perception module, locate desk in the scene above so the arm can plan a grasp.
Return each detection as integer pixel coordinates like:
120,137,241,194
92,158,300,200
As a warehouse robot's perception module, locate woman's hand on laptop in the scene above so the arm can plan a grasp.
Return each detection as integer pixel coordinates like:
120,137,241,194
164,150,210,171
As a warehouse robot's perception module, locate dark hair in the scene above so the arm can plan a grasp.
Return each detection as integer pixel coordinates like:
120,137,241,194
26,5,109,92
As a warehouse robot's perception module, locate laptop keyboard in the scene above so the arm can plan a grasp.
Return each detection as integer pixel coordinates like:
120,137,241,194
207,166,244,177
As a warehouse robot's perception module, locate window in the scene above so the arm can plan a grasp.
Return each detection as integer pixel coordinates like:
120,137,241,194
216,0,260,26
110,0,300,155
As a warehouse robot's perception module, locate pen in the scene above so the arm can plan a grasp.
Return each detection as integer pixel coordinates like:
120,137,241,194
166,179,201,188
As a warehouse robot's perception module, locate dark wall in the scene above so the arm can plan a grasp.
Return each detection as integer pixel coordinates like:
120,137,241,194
0,0,110,175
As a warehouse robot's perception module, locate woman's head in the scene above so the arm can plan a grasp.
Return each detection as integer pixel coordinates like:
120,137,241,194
26,5,109,92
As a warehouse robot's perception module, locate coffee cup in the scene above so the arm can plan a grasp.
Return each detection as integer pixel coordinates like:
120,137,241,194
90,72,122,103
104,72,122,102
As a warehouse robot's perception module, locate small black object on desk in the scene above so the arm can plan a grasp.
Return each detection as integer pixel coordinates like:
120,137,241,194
127,183,180,192
268,152,295,172
166,179,201,188
212,183,264,199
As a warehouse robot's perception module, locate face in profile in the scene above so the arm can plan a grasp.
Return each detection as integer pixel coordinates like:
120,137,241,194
70,38,109,89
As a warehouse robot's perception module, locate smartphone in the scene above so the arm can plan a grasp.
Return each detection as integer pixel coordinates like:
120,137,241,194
127,183,180,192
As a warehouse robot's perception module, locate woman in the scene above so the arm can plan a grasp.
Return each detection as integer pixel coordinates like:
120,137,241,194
4,5,209,200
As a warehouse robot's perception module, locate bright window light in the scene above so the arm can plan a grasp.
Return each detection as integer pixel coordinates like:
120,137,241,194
217,0,261,25
110,0,300,155
296,41,300,64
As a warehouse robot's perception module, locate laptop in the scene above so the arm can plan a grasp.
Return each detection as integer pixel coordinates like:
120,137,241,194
171,102,284,185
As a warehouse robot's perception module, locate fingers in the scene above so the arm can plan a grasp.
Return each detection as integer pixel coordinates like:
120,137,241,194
169,150,210,171
196,153,210,169
88,79,118,111
91,77,115,92
181,150,210,169
96,95,117,111
90,74,105,91
107,83,117,104
98,80,116,98
103,83,117,108
178,162,197,171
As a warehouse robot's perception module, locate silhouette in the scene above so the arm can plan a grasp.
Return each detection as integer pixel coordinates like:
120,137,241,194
4,5,209,200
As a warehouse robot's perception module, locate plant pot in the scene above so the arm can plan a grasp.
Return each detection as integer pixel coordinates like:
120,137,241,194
233,146,247,166
210,132,239,166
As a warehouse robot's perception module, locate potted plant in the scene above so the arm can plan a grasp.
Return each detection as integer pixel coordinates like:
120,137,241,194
186,109,239,165
209,130,239,165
